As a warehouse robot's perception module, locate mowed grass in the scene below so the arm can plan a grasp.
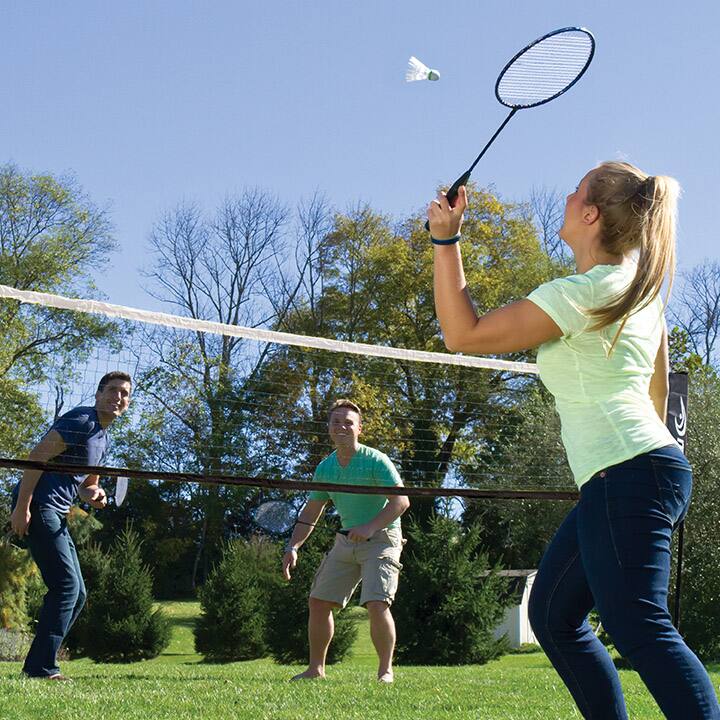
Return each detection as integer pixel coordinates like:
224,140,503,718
1,601,718,720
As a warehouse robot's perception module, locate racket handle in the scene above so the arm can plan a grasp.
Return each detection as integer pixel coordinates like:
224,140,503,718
424,169,472,232
338,529,369,541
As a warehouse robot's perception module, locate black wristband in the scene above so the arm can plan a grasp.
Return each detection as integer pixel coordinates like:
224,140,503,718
431,234,461,246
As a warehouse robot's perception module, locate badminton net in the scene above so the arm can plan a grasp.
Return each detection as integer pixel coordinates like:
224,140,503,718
0,284,577,503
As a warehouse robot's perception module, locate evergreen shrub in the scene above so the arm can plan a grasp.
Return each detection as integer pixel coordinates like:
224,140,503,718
393,514,511,665
194,537,279,661
80,526,171,662
63,541,110,656
0,541,38,632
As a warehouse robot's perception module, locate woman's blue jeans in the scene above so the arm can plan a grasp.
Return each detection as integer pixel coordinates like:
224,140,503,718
23,504,86,677
528,444,720,719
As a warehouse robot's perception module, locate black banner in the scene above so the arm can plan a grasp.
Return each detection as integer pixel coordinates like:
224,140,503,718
666,372,688,453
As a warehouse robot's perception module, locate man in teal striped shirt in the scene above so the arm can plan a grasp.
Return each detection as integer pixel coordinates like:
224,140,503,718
281,399,409,683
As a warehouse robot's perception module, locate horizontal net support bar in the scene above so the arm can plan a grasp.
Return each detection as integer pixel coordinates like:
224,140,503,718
0,284,538,375
0,458,578,501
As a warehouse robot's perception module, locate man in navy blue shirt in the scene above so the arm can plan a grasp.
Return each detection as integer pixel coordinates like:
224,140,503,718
10,371,132,680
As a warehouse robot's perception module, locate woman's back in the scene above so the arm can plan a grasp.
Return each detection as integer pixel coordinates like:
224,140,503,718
528,262,675,487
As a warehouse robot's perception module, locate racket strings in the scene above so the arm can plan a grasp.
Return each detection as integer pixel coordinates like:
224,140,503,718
498,33,594,108
254,500,296,534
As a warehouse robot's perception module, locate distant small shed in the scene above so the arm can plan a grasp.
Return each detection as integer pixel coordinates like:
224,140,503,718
492,570,537,648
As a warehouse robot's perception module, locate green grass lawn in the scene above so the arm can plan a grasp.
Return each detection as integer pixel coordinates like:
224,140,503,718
1,601,718,720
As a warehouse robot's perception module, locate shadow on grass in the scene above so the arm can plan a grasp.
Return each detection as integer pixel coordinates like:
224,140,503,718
167,617,196,630
195,656,273,665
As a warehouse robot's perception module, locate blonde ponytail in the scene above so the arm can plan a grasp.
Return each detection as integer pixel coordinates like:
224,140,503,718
585,161,680,331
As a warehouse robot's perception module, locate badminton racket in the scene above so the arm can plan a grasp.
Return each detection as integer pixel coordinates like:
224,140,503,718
253,499,349,538
426,26,595,231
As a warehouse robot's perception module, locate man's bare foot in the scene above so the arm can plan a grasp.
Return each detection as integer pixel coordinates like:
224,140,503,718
291,669,326,681
377,671,394,683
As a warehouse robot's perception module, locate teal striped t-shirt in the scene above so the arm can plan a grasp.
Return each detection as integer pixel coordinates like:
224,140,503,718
308,444,403,530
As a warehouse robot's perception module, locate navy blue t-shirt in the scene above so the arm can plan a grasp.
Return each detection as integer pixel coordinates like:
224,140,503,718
13,406,109,514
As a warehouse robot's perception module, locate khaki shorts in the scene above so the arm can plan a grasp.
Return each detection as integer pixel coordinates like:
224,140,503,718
310,527,404,608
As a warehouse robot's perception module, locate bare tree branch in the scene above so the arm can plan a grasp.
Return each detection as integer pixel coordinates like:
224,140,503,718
668,261,720,366
526,186,571,264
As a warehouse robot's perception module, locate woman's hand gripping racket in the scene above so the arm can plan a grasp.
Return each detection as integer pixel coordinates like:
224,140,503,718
426,26,595,232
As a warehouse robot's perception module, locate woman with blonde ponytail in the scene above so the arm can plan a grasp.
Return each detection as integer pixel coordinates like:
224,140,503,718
429,162,720,719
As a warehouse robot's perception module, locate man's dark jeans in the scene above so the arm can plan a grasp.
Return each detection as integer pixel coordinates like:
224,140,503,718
23,503,86,677
529,444,720,719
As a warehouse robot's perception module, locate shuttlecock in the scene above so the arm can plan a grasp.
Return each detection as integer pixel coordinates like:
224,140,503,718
406,56,440,82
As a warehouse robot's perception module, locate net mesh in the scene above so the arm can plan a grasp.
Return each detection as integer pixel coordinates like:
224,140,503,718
497,30,594,108
0,285,577,501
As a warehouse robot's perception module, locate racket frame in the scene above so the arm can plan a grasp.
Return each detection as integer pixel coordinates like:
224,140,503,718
494,26,596,111
253,499,348,538
427,26,595,229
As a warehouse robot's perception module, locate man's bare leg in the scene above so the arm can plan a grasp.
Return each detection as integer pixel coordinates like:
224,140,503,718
366,600,395,682
292,597,339,680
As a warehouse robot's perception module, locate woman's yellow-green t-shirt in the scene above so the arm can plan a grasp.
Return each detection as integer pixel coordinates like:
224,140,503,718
527,263,676,488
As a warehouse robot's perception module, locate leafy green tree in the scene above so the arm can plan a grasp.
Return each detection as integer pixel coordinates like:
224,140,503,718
663,317,720,660
248,186,560,527
0,381,45,462
96,410,204,597
0,163,113,292
0,163,117,500
669,326,705,375
0,163,117,380
66,505,103,547
394,514,511,665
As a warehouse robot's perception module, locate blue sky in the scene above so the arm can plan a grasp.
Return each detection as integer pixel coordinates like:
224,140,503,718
3,1,718,310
